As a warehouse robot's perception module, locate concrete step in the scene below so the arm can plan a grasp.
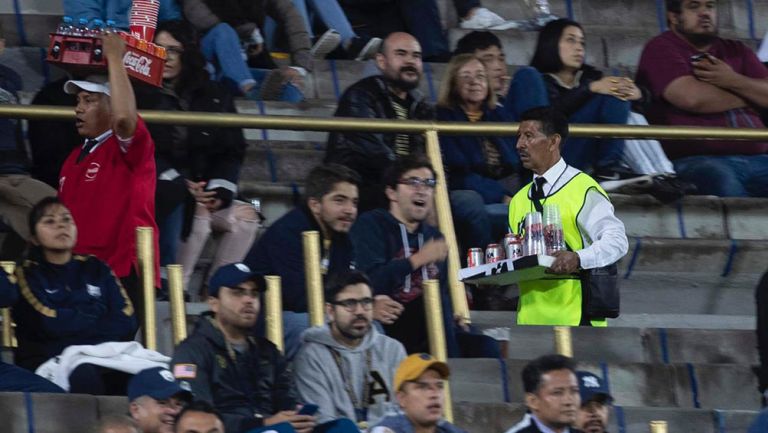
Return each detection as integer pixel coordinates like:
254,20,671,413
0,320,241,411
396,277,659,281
449,358,761,410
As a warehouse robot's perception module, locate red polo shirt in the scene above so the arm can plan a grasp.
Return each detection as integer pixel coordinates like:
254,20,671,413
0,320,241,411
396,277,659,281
59,116,159,282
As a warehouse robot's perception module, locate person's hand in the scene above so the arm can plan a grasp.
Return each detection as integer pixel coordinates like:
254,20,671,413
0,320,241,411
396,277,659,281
590,76,640,101
100,32,126,62
692,54,739,88
374,295,404,324
546,250,581,274
185,180,219,209
410,238,448,269
265,411,315,433
454,314,470,332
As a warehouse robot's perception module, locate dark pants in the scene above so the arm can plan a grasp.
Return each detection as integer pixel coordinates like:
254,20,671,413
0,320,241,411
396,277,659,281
453,0,482,18
69,363,132,395
756,271,768,394
0,361,64,393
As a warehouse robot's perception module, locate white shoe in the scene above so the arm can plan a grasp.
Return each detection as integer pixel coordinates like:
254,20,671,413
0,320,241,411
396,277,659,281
311,29,341,59
460,7,506,29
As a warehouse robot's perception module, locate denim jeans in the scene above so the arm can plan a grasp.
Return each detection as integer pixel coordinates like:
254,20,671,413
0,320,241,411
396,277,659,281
450,190,510,251
282,311,310,361
267,0,357,44
506,67,629,172
673,154,768,197
400,0,450,59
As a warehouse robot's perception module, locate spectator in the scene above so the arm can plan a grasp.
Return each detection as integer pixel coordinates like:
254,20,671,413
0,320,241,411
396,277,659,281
138,20,259,294
508,107,627,326
175,401,226,433
371,353,467,433
294,271,407,427
635,0,768,197
326,32,433,211
518,18,640,183
575,371,613,433
97,415,141,433
504,354,583,433
749,408,768,433
0,361,64,393
0,25,57,260
58,33,158,310
170,263,313,433
453,31,512,105
0,197,137,391
244,163,359,359
350,156,499,357
181,0,315,102
436,53,521,250
266,0,382,61
128,367,193,433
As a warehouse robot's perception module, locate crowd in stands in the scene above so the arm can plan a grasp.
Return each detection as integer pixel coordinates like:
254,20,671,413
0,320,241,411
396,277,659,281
1,0,768,431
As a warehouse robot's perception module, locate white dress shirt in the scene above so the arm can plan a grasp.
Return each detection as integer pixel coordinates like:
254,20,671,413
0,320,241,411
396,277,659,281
531,158,628,270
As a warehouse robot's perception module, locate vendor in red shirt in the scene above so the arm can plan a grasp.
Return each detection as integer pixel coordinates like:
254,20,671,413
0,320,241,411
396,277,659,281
58,33,158,313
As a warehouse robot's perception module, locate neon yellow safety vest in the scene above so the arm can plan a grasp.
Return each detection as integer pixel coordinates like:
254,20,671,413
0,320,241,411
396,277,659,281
508,172,608,327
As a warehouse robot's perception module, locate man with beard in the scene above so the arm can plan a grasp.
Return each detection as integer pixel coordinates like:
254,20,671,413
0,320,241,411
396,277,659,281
171,263,315,433
294,271,406,428
574,372,613,433
636,0,768,197
350,156,498,357
325,32,434,211
128,367,193,433
243,163,372,360
505,355,584,433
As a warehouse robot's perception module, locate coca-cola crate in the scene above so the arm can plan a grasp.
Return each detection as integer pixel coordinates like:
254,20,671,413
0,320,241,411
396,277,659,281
47,33,165,87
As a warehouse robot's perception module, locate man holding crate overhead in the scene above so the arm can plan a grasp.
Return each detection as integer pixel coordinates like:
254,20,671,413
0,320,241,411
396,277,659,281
57,33,158,306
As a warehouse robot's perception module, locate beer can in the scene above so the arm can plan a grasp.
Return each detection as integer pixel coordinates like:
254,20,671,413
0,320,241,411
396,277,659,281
485,243,504,263
503,233,523,260
467,248,484,267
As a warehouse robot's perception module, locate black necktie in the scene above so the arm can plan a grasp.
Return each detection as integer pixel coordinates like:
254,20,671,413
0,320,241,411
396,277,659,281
531,176,547,212
77,139,98,163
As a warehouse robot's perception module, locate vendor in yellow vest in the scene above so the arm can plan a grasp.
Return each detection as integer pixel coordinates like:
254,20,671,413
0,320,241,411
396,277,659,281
508,107,628,326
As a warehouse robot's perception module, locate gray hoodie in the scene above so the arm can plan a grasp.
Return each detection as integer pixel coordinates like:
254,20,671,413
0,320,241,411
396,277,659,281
294,324,407,425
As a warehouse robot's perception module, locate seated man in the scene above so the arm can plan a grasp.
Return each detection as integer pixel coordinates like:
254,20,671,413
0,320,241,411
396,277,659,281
128,367,193,433
505,355,584,433
244,164,360,359
350,156,498,357
636,0,768,197
294,271,406,427
96,415,140,433
172,263,359,433
175,401,226,433
371,353,467,433
575,371,614,433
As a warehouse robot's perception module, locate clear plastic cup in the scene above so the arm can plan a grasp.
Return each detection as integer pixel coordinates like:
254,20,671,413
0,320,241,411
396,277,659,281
523,211,545,256
543,203,565,255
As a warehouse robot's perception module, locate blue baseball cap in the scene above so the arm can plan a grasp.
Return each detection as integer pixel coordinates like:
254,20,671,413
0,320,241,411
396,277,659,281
128,367,192,402
208,263,266,297
576,371,613,405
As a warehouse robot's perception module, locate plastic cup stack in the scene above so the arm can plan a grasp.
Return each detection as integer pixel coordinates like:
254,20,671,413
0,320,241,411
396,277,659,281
130,0,160,41
543,203,565,255
523,211,545,256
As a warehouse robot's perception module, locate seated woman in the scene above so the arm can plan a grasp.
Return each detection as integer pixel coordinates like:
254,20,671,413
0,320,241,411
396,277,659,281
137,21,260,294
437,53,521,249
0,197,137,394
513,18,640,180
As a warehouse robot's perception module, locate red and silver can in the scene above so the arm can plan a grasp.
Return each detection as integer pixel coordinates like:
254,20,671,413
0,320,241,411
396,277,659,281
485,243,504,263
503,233,523,260
467,248,484,267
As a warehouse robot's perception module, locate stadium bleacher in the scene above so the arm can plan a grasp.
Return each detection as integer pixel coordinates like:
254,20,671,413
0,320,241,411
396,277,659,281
1,0,767,432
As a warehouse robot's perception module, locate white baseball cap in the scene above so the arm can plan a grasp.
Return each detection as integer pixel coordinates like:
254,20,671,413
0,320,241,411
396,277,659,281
64,75,111,97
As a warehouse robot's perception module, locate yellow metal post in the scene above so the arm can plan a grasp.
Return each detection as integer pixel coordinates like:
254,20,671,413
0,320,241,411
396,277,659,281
0,261,15,348
265,276,285,352
423,279,453,423
302,231,324,327
424,130,470,324
554,326,573,357
136,227,157,350
167,264,187,346
649,421,668,433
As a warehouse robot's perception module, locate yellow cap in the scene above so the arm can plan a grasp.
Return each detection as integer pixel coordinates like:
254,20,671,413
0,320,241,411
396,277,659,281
393,353,450,391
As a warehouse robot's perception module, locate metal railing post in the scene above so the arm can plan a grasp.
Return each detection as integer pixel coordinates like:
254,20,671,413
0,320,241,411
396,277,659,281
0,261,16,348
302,231,324,327
423,279,453,422
136,227,157,350
265,276,285,352
167,264,187,346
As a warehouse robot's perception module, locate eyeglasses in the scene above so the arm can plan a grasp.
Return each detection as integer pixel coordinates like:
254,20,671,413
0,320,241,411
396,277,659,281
330,297,374,311
457,74,487,84
163,47,184,58
398,177,437,189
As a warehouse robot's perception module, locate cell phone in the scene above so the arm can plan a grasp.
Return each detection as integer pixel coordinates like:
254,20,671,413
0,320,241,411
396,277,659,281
690,53,709,63
298,404,319,416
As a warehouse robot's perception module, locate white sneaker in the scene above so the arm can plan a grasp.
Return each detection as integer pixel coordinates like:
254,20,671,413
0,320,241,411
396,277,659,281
311,29,341,59
460,7,506,29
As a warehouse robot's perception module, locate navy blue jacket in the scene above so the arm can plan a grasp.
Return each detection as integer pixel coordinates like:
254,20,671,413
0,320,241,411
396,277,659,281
244,205,355,312
0,255,138,371
436,105,520,204
0,63,25,174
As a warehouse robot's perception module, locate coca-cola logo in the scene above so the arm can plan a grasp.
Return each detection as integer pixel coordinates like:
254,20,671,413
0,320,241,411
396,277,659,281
123,51,152,77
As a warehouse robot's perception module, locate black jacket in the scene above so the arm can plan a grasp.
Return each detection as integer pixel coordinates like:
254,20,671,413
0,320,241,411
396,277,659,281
325,75,434,210
540,65,604,117
507,414,586,433
171,313,298,433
